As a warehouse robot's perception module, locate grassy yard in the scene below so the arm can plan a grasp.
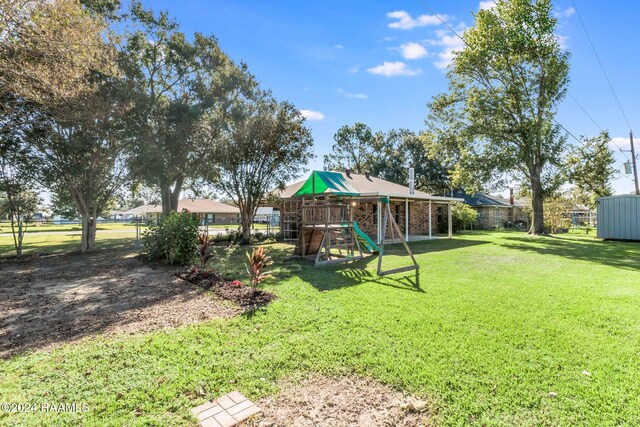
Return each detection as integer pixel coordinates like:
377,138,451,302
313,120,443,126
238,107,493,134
1,232,639,426
0,231,138,256
0,223,278,256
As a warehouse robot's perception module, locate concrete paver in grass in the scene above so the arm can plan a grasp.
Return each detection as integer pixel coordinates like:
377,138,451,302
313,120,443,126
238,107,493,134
192,391,261,427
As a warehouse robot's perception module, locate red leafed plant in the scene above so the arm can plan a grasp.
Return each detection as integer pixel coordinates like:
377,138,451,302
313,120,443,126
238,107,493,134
197,231,215,268
245,246,274,293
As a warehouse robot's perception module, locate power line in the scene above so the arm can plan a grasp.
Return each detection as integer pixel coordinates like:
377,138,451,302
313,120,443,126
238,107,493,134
566,92,602,133
416,0,585,146
571,0,633,131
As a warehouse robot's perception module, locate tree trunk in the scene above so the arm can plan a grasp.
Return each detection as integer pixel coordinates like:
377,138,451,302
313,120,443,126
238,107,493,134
529,172,545,235
16,218,23,256
241,206,253,243
160,184,172,216
171,176,183,212
80,216,96,253
160,176,184,216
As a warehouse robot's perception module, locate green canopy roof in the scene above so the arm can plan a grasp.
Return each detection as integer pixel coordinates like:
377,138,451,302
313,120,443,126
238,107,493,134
293,171,360,197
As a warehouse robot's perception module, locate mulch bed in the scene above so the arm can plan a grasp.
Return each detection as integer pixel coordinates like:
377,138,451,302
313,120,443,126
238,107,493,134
177,267,276,309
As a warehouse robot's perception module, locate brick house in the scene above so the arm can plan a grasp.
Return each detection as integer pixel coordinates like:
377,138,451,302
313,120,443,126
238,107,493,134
452,189,530,230
271,170,463,243
124,198,240,225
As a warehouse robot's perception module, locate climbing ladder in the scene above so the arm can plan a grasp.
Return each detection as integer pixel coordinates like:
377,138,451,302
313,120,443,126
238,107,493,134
376,199,419,276
311,224,364,265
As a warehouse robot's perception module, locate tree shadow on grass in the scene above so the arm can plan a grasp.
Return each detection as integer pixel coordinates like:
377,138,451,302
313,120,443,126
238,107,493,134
271,237,491,294
382,236,490,256
499,235,640,271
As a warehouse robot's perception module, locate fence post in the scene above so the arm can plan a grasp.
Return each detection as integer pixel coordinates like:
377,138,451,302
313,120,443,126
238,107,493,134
135,220,141,249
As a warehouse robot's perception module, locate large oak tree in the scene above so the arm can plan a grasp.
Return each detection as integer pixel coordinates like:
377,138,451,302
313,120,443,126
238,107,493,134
120,1,233,215
428,0,570,234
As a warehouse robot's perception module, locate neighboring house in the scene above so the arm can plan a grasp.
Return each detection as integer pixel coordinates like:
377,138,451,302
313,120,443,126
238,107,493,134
123,198,240,225
253,207,280,224
566,205,596,227
270,170,463,243
452,189,530,229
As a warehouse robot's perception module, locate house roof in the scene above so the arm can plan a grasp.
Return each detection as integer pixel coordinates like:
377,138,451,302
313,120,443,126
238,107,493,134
123,199,240,215
276,171,461,202
451,189,529,208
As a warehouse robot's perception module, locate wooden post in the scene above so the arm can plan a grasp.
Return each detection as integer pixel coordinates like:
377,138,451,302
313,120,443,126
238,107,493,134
448,203,453,238
428,200,432,239
377,200,382,244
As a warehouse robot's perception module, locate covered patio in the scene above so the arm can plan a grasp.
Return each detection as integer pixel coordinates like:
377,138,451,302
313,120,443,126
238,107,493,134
280,171,463,244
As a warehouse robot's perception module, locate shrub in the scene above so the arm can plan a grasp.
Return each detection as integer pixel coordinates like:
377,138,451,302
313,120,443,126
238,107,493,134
245,246,274,293
143,212,199,265
452,202,477,232
197,231,215,268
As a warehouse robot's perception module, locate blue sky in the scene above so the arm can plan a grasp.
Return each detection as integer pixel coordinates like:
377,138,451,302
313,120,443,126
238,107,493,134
148,0,640,194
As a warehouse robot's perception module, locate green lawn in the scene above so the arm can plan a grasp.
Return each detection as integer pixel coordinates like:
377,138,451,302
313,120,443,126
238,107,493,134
0,223,277,256
0,230,139,256
1,232,639,426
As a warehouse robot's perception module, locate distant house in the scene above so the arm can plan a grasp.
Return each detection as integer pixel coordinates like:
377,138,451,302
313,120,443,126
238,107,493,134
123,198,240,225
452,189,530,229
253,207,279,224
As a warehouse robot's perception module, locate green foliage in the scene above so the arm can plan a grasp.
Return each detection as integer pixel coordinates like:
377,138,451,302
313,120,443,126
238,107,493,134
427,0,570,234
208,79,313,243
245,245,274,292
324,122,377,174
143,212,199,265
451,202,477,231
121,1,233,215
324,123,450,193
197,231,214,268
566,131,616,207
544,196,573,234
3,234,640,425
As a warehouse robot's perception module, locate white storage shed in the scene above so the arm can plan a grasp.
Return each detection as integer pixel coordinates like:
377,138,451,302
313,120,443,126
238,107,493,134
596,195,640,241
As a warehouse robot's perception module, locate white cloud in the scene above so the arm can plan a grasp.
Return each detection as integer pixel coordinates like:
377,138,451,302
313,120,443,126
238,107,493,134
367,61,422,77
554,7,576,19
609,137,631,151
386,10,448,30
556,34,569,49
337,88,368,99
335,44,344,49
348,65,360,74
426,29,466,70
478,1,495,11
400,42,428,60
300,110,325,121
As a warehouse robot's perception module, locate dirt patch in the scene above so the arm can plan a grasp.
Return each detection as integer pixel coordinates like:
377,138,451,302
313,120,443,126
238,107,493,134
0,250,240,359
241,375,436,427
178,267,276,309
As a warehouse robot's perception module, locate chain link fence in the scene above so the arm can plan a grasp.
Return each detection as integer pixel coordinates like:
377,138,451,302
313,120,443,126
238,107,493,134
0,217,281,257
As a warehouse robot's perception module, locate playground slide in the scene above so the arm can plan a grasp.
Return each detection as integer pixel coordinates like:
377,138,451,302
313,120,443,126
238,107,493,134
351,221,379,253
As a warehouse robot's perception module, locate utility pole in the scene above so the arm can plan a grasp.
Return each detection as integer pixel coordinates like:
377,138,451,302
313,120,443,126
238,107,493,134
630,131,640,195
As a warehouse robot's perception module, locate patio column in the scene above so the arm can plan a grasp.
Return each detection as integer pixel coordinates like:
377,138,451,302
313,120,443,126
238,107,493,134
448,202,453,238
377,200,382,244
428,200,432,239
405,198,409,241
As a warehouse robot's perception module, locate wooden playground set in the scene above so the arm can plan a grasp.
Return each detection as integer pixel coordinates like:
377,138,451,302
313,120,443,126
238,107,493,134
288,171,419,276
